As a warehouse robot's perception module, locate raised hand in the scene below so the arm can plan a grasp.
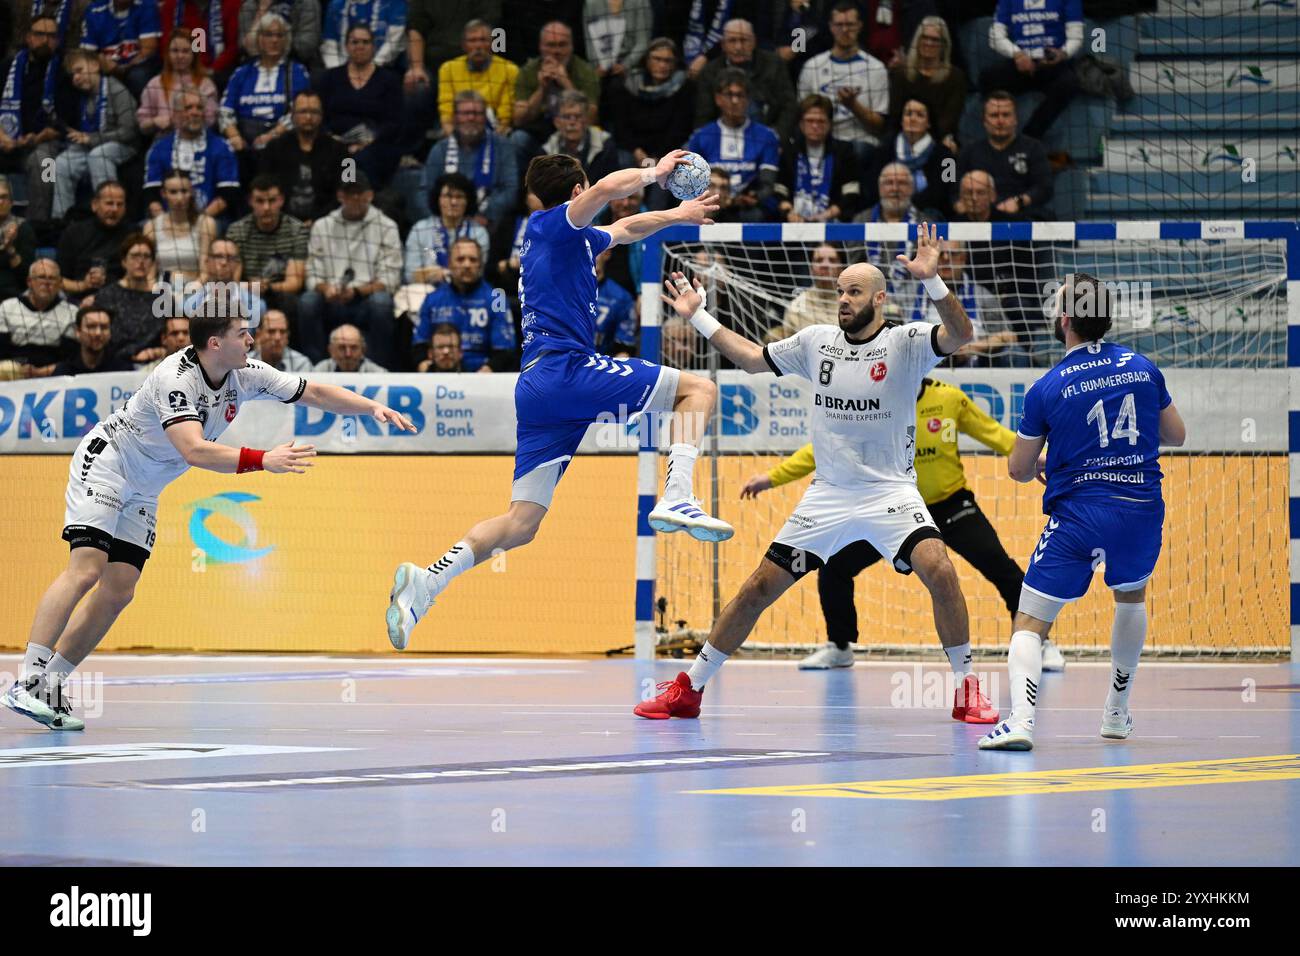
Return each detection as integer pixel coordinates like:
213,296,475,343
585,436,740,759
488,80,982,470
895,221,943,280
660,270,703,320
677,191,720,225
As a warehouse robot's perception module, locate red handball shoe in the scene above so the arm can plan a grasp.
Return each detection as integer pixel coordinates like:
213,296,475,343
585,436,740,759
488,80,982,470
634,672,703,719
952,673,999,724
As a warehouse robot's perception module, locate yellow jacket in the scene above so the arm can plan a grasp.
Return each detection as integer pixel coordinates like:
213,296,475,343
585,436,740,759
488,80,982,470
767,378,1015,505
438,56,520,130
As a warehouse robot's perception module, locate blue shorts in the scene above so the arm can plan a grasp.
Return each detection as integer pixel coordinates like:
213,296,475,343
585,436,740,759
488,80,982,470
513,350,677,484
1021,498,1164,602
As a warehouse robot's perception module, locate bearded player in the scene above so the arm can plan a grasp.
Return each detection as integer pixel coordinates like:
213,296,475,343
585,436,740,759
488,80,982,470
635,223,999,723
1,309,416,731
386,151,730,651
980,274,1186,751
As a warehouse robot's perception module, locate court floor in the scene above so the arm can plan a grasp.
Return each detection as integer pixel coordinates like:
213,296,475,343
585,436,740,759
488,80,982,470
0,653,1296,866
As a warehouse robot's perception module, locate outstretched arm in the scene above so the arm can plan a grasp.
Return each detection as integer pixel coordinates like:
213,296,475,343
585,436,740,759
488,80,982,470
568,150,696,228
660,272,769,374
300,381,418,432
896,222,973,354
601,192,720,246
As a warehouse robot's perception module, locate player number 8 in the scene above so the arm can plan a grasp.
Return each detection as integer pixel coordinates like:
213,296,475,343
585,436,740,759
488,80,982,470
819,359,833,386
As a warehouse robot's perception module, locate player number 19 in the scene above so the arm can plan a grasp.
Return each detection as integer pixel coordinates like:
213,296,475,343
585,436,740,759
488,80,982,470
1085,392,1139,448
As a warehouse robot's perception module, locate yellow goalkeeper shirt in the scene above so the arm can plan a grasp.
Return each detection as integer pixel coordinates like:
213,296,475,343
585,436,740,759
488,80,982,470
767,378,1016,505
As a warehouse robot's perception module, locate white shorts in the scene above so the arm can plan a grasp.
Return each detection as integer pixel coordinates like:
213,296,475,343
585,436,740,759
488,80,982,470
770,479,941,576
62,429,158,563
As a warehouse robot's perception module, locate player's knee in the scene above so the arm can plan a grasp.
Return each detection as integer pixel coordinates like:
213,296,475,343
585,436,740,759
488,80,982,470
679,372,716,405
65,564,103,595
100,581,137,610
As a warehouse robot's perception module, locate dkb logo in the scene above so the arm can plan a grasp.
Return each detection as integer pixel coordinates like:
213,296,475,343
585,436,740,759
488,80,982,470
720,385,758,435
185,492,274,564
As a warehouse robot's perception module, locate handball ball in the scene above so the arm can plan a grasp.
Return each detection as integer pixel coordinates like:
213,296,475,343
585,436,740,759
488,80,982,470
666,152,712,201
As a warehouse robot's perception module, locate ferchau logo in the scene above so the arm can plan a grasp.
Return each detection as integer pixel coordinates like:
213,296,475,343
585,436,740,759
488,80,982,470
50,886,151,936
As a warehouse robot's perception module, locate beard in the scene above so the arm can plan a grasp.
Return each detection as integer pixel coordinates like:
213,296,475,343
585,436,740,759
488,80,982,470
840,301,876,338
1052,315,1066,344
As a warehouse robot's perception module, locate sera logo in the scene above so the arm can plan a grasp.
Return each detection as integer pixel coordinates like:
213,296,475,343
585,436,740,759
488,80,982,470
185,492,273,564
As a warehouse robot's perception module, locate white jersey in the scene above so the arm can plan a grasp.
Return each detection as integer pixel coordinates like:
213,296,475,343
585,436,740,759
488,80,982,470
796,50,889,145
763,321,945,488
96,347,306,494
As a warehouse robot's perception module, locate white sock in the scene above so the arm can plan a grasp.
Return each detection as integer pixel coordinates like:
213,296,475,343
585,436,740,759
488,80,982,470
426,541,475,599
21,642,53,681
686,641,729,690
1105,602,1147,711
944,642,972,680
1008,630,1043,723
43,653,77,703
664,443,699,500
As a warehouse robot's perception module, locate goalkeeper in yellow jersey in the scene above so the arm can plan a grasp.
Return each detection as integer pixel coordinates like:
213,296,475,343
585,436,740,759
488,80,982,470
741,376,1064,671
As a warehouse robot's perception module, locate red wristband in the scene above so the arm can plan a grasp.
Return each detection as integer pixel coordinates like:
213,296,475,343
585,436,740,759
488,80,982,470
237,447,265,474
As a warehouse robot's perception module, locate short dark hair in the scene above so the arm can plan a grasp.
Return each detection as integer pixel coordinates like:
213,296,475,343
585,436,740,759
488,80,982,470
984,90,1016,109
248,174,282,195
1060,272,1112,341
715,67,750,96
430,322,461,341
525,154,586,209
118,231,155,263
189,312,239,351
94,180,126,200
830,1,859,16
430,172,479,218
449,236,482,260
75,304,113,328
798,94,834,121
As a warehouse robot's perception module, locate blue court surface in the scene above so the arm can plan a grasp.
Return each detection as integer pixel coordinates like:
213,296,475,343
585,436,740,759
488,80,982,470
1,654,1297,866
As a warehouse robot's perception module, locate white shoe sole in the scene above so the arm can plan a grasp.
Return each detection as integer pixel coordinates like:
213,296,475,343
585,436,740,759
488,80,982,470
798,659,854,670
49,715,85,731
1,690,57,726
648,514,735,543
386,564,423,651
1100,717,1133,739
979,731,1034,751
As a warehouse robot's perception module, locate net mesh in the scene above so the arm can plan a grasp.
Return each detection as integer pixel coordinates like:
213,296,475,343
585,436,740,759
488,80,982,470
653,230,1288,656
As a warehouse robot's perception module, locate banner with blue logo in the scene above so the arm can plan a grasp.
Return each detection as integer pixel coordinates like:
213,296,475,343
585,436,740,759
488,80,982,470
0,369,1281,455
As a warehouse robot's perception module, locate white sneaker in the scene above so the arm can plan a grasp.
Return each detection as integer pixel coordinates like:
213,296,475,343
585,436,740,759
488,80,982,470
648,496,734,542
386,562,433,651
798,643,855,670
1041,639,1066,672
1100,707,1134,739
46,689,84,732
978,716,1035,751
2,676,58,727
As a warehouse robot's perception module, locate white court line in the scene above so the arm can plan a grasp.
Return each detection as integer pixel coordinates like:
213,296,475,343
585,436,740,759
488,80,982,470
1056,735,1095,738
895,734,936,737
422,729,467,734
1218,735,1262,738
344,729,388,734
502,730,542,735
737,732,776,737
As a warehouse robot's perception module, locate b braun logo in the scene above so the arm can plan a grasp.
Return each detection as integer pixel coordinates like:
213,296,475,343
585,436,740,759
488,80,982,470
185,492,274,564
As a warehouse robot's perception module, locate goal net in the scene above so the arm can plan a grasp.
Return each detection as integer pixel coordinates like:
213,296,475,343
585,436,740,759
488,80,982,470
644,222,1290,658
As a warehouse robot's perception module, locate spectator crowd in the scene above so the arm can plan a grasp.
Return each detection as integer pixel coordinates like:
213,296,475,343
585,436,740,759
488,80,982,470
0,0,1094,379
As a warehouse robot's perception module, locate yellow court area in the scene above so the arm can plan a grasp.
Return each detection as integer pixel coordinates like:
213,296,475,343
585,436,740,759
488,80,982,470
659,453,1288,653
689,754,1300,801
0,452,1286,655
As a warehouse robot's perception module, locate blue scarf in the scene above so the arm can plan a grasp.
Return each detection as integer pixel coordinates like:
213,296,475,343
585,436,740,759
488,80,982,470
175,1,226,62
683,0,733,61
445,133,496,209
794,148,834,218
79,77,110,133
895,132,935,196
0,49,59,140
432,219,474,268
33,0,73,35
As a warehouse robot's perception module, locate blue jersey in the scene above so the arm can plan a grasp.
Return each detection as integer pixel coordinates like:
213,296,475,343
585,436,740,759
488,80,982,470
995,0,1082,55
414,279,516,371
595,277,637,352
1018,340,1171,514
144,131,239,209
221,59,310,123
686,119,780,194
517,202,612,362
80,0,162,64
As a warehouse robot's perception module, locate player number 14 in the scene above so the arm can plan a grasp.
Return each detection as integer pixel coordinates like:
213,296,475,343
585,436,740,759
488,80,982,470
1086,393,1139,448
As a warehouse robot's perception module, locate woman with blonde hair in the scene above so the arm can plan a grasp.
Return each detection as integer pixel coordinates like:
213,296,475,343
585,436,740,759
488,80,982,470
887,16,966,150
